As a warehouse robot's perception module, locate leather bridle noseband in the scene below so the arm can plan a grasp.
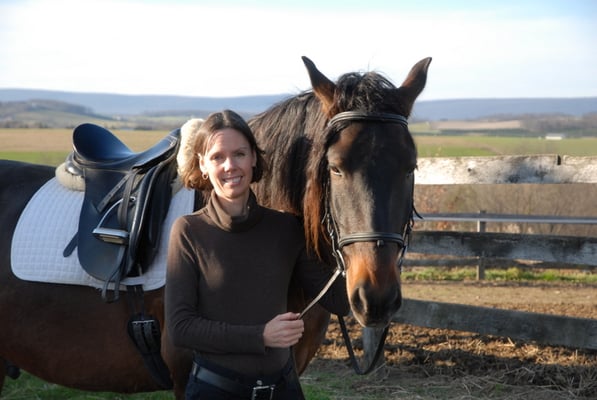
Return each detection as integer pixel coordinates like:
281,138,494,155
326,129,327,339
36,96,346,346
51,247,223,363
299,110,416,375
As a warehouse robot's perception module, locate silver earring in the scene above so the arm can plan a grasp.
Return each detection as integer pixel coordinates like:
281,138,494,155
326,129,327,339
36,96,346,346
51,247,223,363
202,172,208,180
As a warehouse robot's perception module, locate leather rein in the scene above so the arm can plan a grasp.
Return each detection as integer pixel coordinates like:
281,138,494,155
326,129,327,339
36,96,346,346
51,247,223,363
299,111,416,375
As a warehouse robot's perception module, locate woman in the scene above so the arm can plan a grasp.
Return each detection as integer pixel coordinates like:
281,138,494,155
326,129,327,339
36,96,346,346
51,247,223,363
165,110,349,399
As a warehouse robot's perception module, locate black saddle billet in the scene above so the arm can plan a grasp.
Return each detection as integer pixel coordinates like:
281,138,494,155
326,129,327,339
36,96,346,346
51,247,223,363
65,123,180,302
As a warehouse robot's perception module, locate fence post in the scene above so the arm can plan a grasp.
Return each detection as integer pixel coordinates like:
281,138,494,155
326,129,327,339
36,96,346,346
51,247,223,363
477,210,486,280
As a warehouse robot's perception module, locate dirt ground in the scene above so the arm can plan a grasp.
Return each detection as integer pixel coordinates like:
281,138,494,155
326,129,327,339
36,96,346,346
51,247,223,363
303,281,596,399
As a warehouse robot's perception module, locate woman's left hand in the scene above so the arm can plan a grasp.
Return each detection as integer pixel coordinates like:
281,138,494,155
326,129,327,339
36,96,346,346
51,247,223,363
263,312,304,348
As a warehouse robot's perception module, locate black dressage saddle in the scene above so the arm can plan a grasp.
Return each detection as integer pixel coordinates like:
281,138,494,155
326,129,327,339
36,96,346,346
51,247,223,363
63,123,180,301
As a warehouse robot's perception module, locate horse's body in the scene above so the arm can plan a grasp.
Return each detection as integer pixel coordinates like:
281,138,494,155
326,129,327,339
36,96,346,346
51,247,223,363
0,57,430,398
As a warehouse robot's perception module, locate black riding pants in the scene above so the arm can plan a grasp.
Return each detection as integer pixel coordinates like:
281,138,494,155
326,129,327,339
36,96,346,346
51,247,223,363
184,356,305,400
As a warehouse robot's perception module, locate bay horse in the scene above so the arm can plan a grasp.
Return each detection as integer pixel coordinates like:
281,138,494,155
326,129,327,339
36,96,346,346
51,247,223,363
0,56,430,398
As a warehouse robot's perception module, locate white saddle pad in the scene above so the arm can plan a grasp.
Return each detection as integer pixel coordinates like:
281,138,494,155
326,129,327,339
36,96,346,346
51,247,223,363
11,178,194,291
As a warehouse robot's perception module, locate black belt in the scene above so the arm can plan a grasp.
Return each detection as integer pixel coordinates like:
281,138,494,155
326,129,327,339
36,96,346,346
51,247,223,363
190,360,289,400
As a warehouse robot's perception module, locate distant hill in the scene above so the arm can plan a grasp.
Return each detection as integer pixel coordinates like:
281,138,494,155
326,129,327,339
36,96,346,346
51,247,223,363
0,99,94,117
0,98,119,128
1,88,596,121
412,98,597,120
0,89,286,117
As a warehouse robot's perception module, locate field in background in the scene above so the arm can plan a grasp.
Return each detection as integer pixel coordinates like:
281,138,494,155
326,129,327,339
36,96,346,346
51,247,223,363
414,134,597,157
0,128,169,166
2,128,597,166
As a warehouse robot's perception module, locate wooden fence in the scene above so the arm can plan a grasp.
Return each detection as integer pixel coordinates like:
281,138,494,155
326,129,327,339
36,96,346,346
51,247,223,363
362,155,597,363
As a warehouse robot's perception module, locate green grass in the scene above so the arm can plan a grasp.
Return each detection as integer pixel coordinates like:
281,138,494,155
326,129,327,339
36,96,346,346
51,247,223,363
0,151,68,166
1,371,336,400
418,145,497,157
414,135,597,157
1,372,172,399
2,135,597,167
403,266,597,283
303,385,333,400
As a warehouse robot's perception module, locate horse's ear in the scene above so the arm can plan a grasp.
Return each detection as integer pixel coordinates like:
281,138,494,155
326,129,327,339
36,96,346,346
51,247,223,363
302,56,336,116
395,57,432,116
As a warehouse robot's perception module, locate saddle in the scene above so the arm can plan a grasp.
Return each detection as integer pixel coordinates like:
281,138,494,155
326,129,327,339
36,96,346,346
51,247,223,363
63,123,181,302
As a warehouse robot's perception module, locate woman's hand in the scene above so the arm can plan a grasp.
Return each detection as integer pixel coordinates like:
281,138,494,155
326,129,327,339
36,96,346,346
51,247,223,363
263,312,304,348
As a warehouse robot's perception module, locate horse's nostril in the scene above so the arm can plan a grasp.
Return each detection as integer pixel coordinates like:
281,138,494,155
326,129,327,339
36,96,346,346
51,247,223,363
350,286,365,313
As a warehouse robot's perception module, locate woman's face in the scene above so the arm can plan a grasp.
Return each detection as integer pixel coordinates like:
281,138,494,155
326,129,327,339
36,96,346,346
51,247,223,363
199,128,256,205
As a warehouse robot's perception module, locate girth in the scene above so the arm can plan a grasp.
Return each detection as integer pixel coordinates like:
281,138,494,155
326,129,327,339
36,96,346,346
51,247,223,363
63,123,181,302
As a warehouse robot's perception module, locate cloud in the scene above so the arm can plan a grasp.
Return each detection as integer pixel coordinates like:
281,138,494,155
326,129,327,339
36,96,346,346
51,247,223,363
0,0,595,99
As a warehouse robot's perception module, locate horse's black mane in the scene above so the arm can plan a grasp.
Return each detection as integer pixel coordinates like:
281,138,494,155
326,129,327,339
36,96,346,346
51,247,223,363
249,91,325,215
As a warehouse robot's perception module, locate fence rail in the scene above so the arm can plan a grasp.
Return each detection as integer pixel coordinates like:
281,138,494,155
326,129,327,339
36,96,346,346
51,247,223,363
393,299,597,350
416,155,597,184
409,231,597,266
418,212,597,225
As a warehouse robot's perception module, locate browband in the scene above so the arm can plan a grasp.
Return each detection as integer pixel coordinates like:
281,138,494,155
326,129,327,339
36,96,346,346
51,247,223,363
328,111,408,129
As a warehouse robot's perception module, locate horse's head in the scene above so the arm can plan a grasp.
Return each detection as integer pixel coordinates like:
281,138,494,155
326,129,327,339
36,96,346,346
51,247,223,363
302,56,431,327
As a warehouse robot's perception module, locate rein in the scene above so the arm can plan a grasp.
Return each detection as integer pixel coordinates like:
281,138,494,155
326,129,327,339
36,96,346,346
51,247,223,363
299,110,415,375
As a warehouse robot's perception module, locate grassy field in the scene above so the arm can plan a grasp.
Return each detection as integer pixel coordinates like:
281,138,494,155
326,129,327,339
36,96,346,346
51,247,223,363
414,134,597,157
1,128,597,167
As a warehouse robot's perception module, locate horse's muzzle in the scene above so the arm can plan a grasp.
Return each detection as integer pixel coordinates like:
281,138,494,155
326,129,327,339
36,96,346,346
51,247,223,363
349,283,402,327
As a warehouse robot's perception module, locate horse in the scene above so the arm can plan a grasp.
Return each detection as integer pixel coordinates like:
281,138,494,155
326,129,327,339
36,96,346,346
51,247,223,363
249,56,431,373
0,56,430,399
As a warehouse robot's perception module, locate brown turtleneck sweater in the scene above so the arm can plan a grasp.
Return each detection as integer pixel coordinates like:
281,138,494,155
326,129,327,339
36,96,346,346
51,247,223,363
165,191,349,376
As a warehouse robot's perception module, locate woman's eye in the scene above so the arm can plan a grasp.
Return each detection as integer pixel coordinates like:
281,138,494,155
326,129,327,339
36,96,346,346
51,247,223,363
210,155,224,164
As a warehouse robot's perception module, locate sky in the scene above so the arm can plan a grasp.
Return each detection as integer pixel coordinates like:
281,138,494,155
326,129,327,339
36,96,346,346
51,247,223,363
0,0,595,101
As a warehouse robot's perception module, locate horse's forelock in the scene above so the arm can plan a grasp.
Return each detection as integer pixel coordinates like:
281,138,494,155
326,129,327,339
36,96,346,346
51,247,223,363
335,71,401,114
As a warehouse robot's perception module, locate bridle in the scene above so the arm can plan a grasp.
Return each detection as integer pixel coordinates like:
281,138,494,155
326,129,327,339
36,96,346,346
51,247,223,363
325,110,415,275
299,110,416,375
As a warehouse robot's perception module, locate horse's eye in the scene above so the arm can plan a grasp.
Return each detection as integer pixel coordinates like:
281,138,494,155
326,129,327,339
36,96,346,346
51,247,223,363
329,165,342,176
